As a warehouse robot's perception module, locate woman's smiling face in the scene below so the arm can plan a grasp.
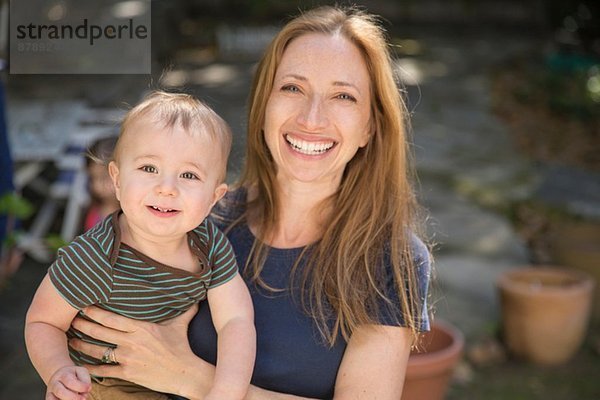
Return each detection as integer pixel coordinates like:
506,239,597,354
263,32,372,187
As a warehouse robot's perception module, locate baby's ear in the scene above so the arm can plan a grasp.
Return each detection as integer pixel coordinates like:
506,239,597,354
107,161,121,200
212,183,228,206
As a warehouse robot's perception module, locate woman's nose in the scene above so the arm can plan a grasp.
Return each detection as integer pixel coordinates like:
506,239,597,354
296,95,328,131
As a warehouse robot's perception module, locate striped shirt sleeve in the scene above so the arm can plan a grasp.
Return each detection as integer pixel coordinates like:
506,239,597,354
206,221,238,289
48,235,114,310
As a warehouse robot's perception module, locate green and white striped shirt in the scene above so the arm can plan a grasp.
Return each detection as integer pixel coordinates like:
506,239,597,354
49,211,238,365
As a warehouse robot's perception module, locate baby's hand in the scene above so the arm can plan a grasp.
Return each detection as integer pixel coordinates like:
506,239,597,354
46,365,92,400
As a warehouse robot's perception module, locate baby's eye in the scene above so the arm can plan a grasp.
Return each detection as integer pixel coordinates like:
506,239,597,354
141,165,157,173
336,93,356,102
181,172,198,180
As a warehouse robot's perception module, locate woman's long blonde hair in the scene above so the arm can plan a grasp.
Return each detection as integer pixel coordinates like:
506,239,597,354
236,6,427,345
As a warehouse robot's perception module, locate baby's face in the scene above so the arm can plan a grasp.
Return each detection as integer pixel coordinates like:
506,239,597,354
108,119,227,240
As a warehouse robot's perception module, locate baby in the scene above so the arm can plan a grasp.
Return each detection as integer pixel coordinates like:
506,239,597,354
25,91,255,400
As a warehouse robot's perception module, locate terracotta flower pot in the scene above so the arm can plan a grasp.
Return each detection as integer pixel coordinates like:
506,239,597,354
497,266,594,366
402,320,464,400
547,220,600,320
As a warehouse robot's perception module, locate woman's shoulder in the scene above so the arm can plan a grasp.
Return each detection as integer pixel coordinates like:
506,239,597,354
383,232,430,269
382,232,431,288
409,233,431,270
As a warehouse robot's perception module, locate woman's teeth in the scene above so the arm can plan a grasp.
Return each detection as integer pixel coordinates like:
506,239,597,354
285,135,335,155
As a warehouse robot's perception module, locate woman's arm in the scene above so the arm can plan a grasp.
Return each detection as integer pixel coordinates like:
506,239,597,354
243,324,411,400
70,306,411,400
334,324,412,398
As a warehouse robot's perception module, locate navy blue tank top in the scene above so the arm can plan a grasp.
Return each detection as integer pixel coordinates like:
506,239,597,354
184,189,430,399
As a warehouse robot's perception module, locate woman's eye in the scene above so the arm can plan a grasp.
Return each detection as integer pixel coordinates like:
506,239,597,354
181,172,198,180
141,165,157,173
337,93,356,102
281,84,300,93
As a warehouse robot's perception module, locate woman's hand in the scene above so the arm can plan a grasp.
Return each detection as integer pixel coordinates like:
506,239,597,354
68,305,214,398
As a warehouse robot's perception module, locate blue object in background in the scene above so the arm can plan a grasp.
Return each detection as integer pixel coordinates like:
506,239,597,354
0,78,14,246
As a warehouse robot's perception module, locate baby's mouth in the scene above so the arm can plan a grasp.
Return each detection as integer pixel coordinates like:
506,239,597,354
285,134,336,155
150,206,177,213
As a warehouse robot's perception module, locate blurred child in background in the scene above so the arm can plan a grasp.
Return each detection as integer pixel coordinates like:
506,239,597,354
83,135,119,231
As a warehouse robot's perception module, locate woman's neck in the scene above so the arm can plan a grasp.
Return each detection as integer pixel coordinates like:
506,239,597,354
251,178,337,249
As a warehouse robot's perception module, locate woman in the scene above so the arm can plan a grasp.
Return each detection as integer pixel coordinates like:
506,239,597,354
69,6,431,399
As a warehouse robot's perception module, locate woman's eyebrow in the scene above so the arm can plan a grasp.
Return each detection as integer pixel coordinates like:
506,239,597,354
280,73,306,81
333,81,361,95
280,74,361,94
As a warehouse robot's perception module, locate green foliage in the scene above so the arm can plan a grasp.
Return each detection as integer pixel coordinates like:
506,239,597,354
544,58,600,118
45,234,68,253
0,192,34,220
512,57,600,123
3,231,18,248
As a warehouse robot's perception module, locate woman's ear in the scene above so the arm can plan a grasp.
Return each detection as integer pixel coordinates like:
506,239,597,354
359,120,375,148
107,161,121,201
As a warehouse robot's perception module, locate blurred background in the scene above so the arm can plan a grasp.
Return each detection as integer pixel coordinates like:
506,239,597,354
1,1,599,399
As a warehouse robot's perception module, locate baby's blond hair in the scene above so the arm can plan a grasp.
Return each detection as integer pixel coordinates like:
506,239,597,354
115,91,232,181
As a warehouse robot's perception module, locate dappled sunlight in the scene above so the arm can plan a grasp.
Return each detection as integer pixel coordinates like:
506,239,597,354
110,0,148,19
160,69,187,87
190,64,239,86
395,57,449,86
588,66,600,102
46,2,66,21
395,58,424,86
160,64,241,87
171,48,216,65
392,38,423,56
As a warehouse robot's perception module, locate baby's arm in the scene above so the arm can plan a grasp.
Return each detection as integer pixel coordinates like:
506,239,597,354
25,273,91,398
206,273,255,400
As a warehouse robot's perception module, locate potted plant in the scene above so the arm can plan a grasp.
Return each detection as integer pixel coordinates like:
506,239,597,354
402,320,464,400
496,266,594,366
